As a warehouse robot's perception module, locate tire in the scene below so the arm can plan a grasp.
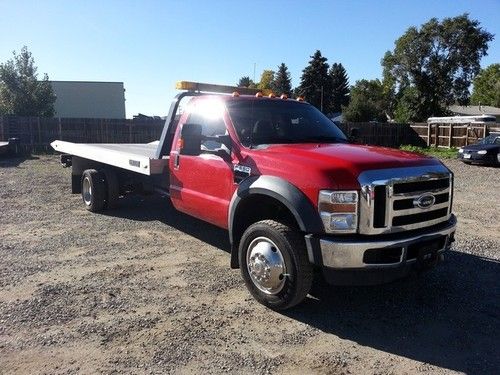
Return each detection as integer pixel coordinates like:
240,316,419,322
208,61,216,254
81,169,106,212
238,220,313,310
103,169,120,209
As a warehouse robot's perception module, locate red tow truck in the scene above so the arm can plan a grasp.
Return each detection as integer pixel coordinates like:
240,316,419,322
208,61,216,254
52,81,457,310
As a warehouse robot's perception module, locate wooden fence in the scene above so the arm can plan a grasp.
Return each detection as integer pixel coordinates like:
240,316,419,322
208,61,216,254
1,116,499,153
409,122,500,148
337,122,427,148
0,116,164,152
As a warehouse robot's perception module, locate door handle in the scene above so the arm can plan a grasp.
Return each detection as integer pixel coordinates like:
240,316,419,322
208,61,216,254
173,152,180,168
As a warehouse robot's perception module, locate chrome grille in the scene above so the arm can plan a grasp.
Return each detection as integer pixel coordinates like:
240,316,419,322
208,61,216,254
358,165,453,235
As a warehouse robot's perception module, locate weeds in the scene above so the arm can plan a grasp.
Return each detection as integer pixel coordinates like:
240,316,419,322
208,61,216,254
399,145,458,159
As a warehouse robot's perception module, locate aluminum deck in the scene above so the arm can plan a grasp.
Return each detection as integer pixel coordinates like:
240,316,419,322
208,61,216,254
0,141,9,155
51,140,169,175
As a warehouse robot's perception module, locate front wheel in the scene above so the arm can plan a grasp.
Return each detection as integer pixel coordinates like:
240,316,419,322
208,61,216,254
238,220,313,310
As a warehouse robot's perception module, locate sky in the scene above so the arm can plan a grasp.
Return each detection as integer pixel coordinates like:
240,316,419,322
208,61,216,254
1,0,499,118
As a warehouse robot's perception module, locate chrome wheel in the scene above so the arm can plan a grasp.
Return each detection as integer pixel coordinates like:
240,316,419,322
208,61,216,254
82,176,92,206
246,236,286,295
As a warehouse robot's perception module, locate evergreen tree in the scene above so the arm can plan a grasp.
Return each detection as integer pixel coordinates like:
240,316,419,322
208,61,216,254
0,46,56,117
329,63,350,113
271,63,292,97
237,76,256,88
297,50,332,112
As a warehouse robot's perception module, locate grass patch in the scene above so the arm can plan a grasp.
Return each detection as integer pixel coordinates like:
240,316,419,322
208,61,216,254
399,145,458,159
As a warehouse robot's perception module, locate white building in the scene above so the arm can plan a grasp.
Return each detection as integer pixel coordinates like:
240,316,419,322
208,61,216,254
50,81,126,119
448,105,500,122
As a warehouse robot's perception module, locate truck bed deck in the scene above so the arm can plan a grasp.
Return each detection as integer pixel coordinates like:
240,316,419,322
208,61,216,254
51,140,169,175
0,141,9,156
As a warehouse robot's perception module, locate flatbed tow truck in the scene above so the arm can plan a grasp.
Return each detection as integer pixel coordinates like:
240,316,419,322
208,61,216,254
52,81,457,310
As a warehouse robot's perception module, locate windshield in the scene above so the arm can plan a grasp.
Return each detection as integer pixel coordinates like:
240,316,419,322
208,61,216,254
479,135,500,145
225,99,347,147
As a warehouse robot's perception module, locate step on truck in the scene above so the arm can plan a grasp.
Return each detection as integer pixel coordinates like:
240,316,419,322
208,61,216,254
51,81,457,310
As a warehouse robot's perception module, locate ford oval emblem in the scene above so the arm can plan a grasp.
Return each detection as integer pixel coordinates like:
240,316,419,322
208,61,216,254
413,193,436,209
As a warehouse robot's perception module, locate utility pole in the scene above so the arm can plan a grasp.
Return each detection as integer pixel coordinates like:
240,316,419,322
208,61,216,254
253,63,256,83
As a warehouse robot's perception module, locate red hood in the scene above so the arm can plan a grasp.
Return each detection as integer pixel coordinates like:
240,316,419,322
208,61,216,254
242,143,442,192
263,143,437,170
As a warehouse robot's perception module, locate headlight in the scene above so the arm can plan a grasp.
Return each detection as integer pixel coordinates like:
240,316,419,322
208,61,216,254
477,150,487,155
458,148,464,153
318,190,358,233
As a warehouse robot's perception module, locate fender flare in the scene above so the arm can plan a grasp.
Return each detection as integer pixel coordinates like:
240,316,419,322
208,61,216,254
228,175,324,268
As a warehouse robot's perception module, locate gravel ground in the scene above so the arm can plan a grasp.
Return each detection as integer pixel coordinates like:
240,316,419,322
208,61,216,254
0,155,499,375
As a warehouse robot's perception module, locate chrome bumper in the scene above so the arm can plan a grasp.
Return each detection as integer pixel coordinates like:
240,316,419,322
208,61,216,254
317,215,456,269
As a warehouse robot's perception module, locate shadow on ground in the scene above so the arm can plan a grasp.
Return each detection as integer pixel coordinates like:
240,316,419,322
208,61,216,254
105,194,499,374
0,155,39,168
103,194,231,253
290,251,499,374
462,163,499,169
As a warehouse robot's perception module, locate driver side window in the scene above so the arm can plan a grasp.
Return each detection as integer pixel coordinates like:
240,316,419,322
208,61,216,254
187,102,228,151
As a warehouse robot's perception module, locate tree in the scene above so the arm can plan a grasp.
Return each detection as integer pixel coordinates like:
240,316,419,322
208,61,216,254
0,46,56,117
471,64,500,107
343,79,387,122
237,76,256,88
258,70,274,91
297,50,332,112
271,63,292,97
329,63,350,113
393,86,421,123
382,14,494,121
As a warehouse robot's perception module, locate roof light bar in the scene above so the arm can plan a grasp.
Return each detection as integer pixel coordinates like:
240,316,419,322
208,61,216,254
176,81,268,96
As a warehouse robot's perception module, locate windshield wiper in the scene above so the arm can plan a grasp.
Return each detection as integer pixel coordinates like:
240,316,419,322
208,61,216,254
247,136,348,146
299,135,348,143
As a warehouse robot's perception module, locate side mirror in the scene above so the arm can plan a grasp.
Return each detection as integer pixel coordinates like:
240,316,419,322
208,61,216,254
180,123,202,155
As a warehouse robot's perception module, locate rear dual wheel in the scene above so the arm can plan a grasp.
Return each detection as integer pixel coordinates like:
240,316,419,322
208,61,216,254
81,169,119,212
81,169,106,212
239,220,313,310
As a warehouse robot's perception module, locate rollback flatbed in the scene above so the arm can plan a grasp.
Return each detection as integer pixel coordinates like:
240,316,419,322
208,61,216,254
51,141,166,175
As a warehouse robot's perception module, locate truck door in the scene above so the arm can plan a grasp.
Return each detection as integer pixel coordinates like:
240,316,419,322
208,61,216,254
169,99,235,228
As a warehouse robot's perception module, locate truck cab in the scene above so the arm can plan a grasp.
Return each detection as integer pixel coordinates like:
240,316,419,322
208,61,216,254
52,81,457,310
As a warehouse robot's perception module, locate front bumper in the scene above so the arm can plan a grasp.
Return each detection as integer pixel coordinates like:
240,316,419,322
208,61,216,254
305,215,457,285
458,153,496,164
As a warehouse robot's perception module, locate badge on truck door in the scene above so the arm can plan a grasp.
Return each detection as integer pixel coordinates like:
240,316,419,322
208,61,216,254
233,164,251,183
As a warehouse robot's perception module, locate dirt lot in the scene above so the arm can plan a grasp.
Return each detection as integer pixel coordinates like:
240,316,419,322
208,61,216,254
0,155,499,374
